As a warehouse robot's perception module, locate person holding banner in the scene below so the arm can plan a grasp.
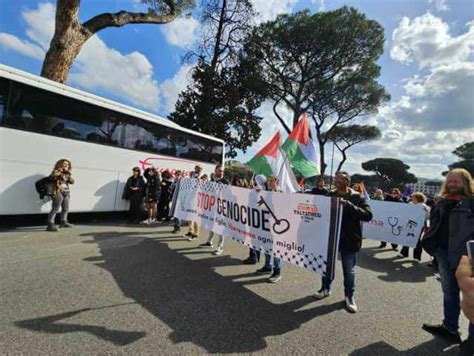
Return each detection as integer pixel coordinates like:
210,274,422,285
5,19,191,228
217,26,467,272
421,168,474,347
379,188,404,250
243,174,268,264
398,192,430,260
314,171,373,313
199,164,229,255
255,175,283,283
185,165,203,241
171,170,183,234
311,177,328,196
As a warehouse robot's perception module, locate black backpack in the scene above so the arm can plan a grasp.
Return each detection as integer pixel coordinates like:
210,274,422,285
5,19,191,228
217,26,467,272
35,176,55,199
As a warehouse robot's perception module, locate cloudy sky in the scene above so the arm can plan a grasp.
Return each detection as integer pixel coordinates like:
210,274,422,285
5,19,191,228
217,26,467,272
1,0,473,179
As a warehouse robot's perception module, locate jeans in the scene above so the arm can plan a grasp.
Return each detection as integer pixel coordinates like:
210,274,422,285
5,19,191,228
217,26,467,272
47,190,70,224
264,254,282,273
207,231,224,250
434,247,474,336
321,249,357,298
174,218,181,229
249,248,260,262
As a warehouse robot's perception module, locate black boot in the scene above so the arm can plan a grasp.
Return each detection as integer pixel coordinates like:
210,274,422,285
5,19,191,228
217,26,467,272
46,223,58,232
422,323,461,343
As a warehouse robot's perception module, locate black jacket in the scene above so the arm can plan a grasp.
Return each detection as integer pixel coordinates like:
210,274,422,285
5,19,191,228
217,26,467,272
144,169,161,200
212,176,229,185
310,187,329,196
159,179,174,203
327,188,373,252
421,196,474,269
122,176,146,200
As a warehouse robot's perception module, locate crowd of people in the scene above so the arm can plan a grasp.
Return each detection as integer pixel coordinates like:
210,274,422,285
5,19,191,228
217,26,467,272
41,159,474,354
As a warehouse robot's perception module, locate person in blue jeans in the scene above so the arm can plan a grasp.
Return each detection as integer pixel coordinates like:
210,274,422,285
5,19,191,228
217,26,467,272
255,175,283,283
421,168,474,354
243,174,267,265
314,171,372,313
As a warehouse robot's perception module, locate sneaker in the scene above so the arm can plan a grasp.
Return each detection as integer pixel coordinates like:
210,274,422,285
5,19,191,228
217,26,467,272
242,257,258,265
187,234,198,241
199,242,213,248
46,223,58,232
459,338,474,356
422,323,462,344
345,296,358,313
184,232,193,238
255,266,273,275
213,247,223,256
172,227,181,234
379,242,387,248
314,288,331,300
60,221,74,228
141,219,150,224
268,272,282,283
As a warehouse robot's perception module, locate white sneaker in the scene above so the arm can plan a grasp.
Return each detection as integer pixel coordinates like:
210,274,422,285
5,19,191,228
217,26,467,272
345,296,358,313
314,288,331,300
213,247,223,256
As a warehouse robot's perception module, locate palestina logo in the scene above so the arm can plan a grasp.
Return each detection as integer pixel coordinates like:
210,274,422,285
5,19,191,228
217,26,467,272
294,201,322,221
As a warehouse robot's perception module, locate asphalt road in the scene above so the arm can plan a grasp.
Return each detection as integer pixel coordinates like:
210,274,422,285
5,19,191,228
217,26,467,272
0,222,469,354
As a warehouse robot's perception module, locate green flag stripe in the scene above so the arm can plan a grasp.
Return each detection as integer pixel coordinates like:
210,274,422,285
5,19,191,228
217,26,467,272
281,139,318,178
247,155,274,177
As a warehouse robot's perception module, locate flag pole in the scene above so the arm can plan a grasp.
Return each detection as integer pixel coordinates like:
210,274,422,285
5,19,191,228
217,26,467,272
329,141,335,189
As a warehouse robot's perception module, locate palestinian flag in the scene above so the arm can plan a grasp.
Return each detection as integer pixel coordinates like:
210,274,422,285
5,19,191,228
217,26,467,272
281,113,319,178
247,132,281,177
247,132,299,192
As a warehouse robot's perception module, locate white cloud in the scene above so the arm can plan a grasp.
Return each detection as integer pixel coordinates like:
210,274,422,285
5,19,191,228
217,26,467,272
22,2,55,50
160,16,199,47
159,63,194,113
428,0,450,12
251,0,299,23
0,33,45,59
312,0,326,11
390,14,474,68
0,2,161,111
396,62,474,130
70,37,160,110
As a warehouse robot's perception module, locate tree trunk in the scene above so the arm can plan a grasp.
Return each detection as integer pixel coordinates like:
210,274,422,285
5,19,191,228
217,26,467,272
40,0,85,83
41,39,85,83
210,0,227,72
336,148,347,172
315,129,326,177
40,0,178,83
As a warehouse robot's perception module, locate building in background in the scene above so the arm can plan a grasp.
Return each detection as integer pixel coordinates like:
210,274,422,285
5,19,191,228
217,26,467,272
406,178,442,197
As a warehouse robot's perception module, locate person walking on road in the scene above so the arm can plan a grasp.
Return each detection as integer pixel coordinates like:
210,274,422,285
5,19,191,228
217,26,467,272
314,171,373,313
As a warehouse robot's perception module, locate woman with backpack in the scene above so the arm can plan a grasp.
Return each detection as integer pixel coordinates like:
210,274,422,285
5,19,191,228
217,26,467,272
46,159,75,232
123,167,146,224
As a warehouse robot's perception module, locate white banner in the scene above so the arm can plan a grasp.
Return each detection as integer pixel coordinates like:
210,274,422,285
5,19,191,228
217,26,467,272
363,201,426,248
172,178,342,279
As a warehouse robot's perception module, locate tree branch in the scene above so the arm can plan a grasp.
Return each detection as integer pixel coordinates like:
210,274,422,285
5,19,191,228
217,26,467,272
83,8,178,35
273,99,291,134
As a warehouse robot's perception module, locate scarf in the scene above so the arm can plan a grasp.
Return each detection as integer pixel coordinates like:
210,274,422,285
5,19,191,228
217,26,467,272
445,194,464,202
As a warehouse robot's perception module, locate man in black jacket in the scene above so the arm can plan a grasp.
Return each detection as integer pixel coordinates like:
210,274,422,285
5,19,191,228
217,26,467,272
421,168,474,351
314,171,373,313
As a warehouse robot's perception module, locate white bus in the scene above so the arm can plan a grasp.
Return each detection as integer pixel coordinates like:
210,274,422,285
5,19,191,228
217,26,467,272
0,64,224,216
